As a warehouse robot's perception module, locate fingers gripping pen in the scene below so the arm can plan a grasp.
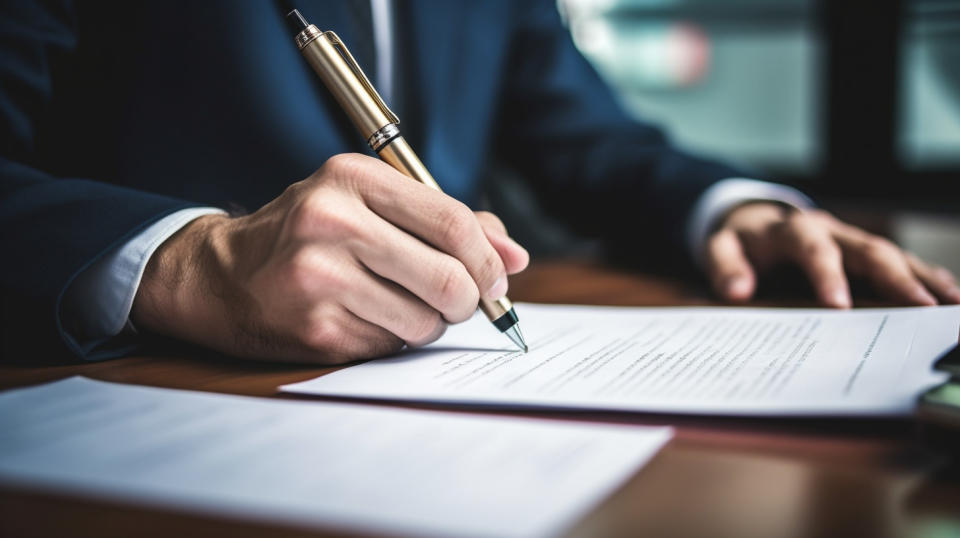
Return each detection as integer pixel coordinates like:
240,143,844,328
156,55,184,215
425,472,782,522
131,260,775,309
283,9,528,352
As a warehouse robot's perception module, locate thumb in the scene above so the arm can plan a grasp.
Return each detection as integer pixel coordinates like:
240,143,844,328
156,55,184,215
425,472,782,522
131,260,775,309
706,228,756,302
474,211,529,275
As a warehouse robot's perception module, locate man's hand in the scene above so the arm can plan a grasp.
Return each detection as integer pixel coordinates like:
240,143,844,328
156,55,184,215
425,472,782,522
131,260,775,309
131,153,529,364
705,203,960,307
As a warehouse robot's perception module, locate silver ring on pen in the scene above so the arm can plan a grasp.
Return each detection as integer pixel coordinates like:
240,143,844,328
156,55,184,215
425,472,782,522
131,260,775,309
295,26,323,49
367,123,401,153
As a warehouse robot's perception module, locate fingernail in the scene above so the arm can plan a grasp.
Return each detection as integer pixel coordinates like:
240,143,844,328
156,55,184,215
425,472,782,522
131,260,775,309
949,288,960,304
912,287,937,306
831,289,852,309
488,276,508,300
725,277,750,298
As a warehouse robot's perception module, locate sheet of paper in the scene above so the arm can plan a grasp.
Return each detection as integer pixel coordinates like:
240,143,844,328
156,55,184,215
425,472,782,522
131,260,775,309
283,304,960,416
0,377,671,538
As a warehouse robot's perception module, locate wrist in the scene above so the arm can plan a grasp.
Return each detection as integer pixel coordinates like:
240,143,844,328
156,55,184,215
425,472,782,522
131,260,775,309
131,214,236,347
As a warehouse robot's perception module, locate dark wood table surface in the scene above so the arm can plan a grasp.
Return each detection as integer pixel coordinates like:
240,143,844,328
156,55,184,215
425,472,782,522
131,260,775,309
2,260,958,538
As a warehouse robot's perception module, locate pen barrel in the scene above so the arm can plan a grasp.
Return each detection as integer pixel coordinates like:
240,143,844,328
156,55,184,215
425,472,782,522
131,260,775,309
298,29,391,139
479,296,514,325
381,137,513,323
377,136,441,190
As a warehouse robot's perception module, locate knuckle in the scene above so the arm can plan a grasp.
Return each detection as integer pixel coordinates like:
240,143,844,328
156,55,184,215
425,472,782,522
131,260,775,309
282,179,308,200
320,209,361,240
434,260,478,320
301,308,345,352
793,235,822,258
322,153,365,178
284,249,319,292
786,211,814,233
477,251,503,285
305,323,339,352
436,262,469,304
861,237,897,261
407,310,445,345
291,195,361,240
285,250,342,294
288,192,326,236
801,238,837,261
437,202,477,253
770,219,791,240
322,153,381,194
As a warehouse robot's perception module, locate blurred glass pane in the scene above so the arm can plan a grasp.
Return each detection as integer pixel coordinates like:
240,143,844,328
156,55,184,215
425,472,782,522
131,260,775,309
899,0,960,170
561,0,821,174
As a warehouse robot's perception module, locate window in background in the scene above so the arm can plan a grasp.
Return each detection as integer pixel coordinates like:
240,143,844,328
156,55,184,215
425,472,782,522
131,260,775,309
899,0,960,170
560,0,821,175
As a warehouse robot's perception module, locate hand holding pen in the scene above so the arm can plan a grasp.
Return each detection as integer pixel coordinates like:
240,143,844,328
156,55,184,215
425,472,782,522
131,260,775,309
283,8,529,351
132,151,529,364
129,18,529,364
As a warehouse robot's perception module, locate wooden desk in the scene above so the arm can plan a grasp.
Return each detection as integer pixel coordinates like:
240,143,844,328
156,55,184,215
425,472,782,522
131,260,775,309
2,261,958,538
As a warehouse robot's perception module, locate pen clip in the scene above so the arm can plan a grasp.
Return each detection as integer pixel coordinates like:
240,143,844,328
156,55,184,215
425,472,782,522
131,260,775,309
324,31,399,125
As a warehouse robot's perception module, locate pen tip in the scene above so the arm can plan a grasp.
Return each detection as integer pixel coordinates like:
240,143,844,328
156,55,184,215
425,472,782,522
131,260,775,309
503,325,528,353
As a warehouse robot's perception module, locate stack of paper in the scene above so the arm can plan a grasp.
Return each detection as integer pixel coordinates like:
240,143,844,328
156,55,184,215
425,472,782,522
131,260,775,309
0,377,671,538
283,304,960,416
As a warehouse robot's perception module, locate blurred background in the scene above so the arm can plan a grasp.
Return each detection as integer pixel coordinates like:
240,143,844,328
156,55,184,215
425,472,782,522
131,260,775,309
497,0,960,275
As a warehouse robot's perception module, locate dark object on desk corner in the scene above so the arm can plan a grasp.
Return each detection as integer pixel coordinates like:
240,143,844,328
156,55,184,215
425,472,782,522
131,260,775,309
916,344,960,454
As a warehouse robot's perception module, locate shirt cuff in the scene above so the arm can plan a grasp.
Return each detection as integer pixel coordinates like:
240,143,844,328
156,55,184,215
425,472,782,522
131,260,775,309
686,178,814,268
60,207,226,351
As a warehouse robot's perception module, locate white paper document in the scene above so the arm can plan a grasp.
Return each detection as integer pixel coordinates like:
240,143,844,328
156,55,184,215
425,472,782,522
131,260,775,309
283,304,960,416
0,377,671,538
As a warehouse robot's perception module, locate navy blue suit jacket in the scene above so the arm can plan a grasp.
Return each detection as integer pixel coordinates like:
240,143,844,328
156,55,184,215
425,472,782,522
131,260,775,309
0,1,744,361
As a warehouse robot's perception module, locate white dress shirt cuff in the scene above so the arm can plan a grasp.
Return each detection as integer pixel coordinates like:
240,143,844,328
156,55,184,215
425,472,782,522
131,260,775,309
61,207,226,349
686,178,813,268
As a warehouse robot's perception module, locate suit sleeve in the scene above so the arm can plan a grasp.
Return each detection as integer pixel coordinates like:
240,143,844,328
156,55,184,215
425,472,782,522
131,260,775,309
495,1,750,267
0,1,200,361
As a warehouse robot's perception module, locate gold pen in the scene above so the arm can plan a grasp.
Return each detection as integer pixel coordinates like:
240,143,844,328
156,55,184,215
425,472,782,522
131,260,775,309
283,9,528,352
